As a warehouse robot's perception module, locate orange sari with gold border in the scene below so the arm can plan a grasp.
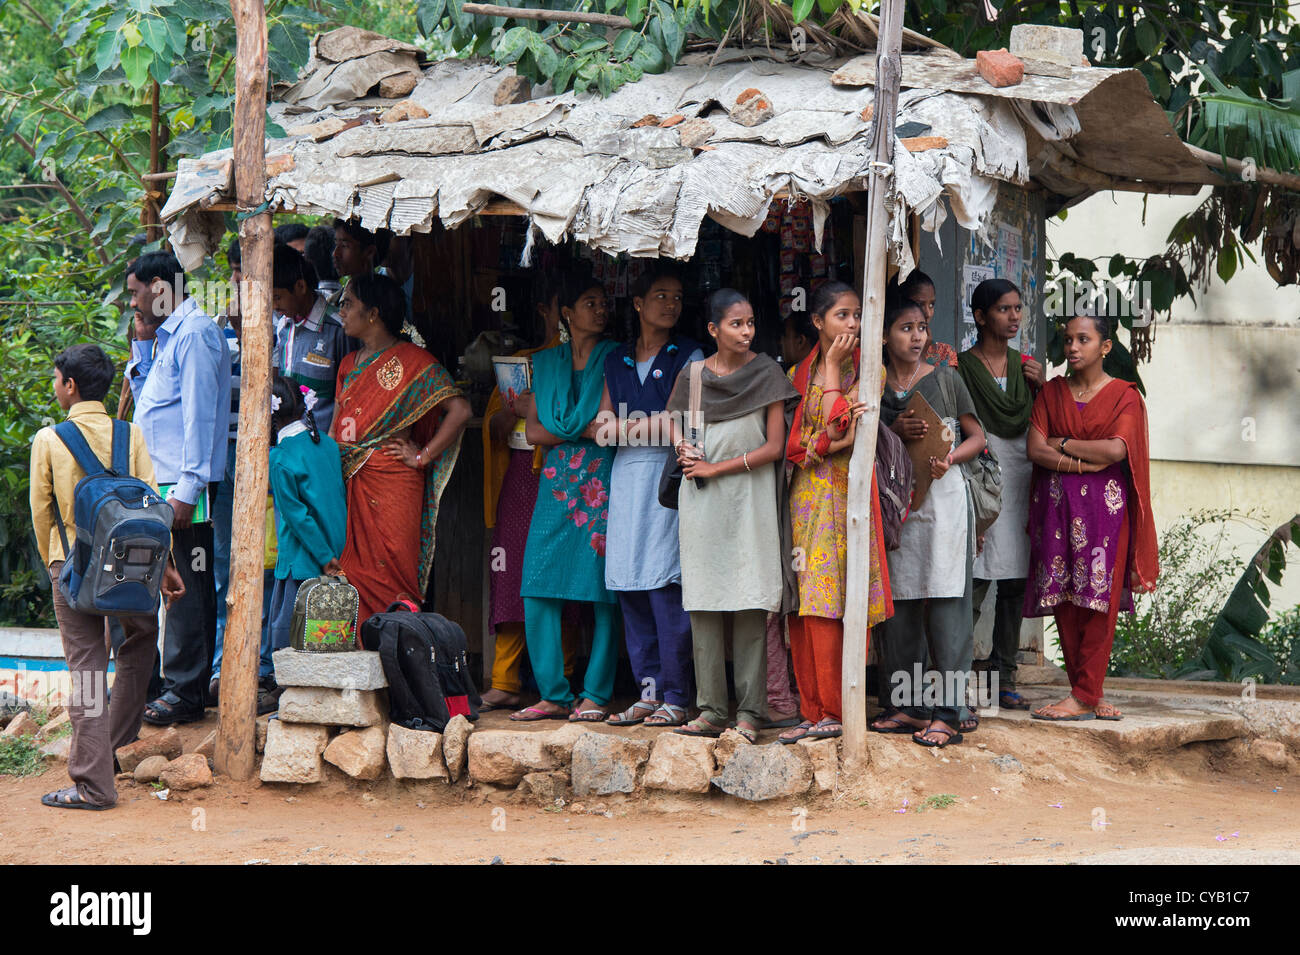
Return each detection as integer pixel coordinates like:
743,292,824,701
334,342,462,622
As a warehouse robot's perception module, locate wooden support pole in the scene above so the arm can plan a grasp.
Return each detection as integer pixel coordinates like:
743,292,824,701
841,0,904,774
215,0,271,781
462,2,633,28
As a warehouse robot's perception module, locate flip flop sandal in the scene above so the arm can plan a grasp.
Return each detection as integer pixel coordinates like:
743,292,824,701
41,787,110,811
607,700,660,726
643,704,689,727
1031,710,1096,722
779,720,815,745
142,698,204,726
675,718,725,738
999,691,1031,710
960,715,979,733
805,719,843,740
870,713,922,735
569,706,608,723
734,726,759,744
1094,707,1124,721
509,706,569,722
913,726,963,748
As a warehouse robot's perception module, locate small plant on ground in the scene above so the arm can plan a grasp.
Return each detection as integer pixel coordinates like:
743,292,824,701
918,794,957,812
0,735,49,777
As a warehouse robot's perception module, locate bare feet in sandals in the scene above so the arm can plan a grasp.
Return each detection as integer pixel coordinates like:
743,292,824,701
913,719,962,748
480,688,523,711
569,697,608,722
1032,695,1095,721
509,700,568,721
870,710,927,734
1094,699,1123,720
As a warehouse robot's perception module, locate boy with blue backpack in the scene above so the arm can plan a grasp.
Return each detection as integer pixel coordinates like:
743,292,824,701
29,344,185,810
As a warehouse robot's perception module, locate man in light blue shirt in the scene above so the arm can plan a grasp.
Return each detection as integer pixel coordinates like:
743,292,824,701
127,251,230,724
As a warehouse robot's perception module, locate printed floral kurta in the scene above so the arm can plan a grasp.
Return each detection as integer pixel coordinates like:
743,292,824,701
1024,463,1132,616
786,359,892,624
520,437,616,604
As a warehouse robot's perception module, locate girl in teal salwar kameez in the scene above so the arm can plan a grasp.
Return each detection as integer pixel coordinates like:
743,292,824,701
510,274,621,722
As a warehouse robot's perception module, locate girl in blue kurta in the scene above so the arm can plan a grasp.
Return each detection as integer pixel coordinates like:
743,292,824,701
266,374,349,666
595,268,703,727
511,273,620,722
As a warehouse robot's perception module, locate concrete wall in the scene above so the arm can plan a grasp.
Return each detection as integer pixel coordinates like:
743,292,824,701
1052,189,1300,612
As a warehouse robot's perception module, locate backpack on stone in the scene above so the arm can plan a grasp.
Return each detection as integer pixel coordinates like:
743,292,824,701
360,600,480,732
50,419,174,616
290,575,360,652
875,417,914,551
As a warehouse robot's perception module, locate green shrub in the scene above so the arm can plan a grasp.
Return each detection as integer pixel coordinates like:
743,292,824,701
1109,509,1256,679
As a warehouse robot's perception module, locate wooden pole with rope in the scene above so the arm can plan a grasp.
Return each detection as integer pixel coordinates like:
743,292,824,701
215,0,272,781
841,0,904,774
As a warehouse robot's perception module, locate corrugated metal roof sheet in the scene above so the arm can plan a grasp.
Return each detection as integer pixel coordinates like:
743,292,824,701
162,30,1214,272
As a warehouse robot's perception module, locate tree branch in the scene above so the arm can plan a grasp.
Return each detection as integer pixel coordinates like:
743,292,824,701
14,0,55,33
10,130,111,267
0,86,145,181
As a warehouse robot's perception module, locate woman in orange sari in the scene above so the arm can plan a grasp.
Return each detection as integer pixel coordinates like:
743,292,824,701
332,274,472,622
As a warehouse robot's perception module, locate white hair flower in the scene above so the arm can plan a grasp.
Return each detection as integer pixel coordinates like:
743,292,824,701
271,394,282,412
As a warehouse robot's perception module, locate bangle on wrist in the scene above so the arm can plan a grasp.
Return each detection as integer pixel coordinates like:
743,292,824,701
743,451,751,472
1059,437,1068,453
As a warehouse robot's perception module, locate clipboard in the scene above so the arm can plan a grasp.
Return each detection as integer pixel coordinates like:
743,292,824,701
900,390,955,510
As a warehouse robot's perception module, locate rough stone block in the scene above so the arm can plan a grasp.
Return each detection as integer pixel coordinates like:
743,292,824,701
468,730,560,786
35,710,71,742
677,118,715,149
1009,24,1084,65
643,733,715,793
256,715,270,754
1249,738,1291,769
39,736,71,761
279,686,385,726
712,743,812,801
2,710,37,739
800,737,839,792
494,74,532,105
517,771,568,804
571,732,651,796
1020,53,1072,78
976,48,1025,88
160,753,213,790
442,714,472,782
539,722,589,763
272,649,387,690
730,87,775,126
713,728,749,769
260,721,330,784
378,71,419,98
115,727,183,773
387,723,447,780
324,726,387,780
133,754,170,783
191,730,217,758
379,99,429,124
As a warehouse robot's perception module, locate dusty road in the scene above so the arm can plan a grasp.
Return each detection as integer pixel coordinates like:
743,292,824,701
2,711,1295,865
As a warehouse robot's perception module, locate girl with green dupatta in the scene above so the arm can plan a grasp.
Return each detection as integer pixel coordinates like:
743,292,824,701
956,278,1044,711
510,272,621,723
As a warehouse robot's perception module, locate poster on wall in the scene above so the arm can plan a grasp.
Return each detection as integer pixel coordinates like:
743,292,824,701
961,264,995,350
995,223,1024,352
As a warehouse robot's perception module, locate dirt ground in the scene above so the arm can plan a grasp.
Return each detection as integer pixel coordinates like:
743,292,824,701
2,707,1296,865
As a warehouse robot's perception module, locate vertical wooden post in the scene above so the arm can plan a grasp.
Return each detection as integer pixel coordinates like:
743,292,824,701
841,0,905,774
215,0,270,781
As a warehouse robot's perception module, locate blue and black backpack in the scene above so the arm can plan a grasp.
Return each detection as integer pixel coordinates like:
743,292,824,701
51,419,174,616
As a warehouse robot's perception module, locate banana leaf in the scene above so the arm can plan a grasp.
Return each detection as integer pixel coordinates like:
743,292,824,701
1187,515,1300,682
